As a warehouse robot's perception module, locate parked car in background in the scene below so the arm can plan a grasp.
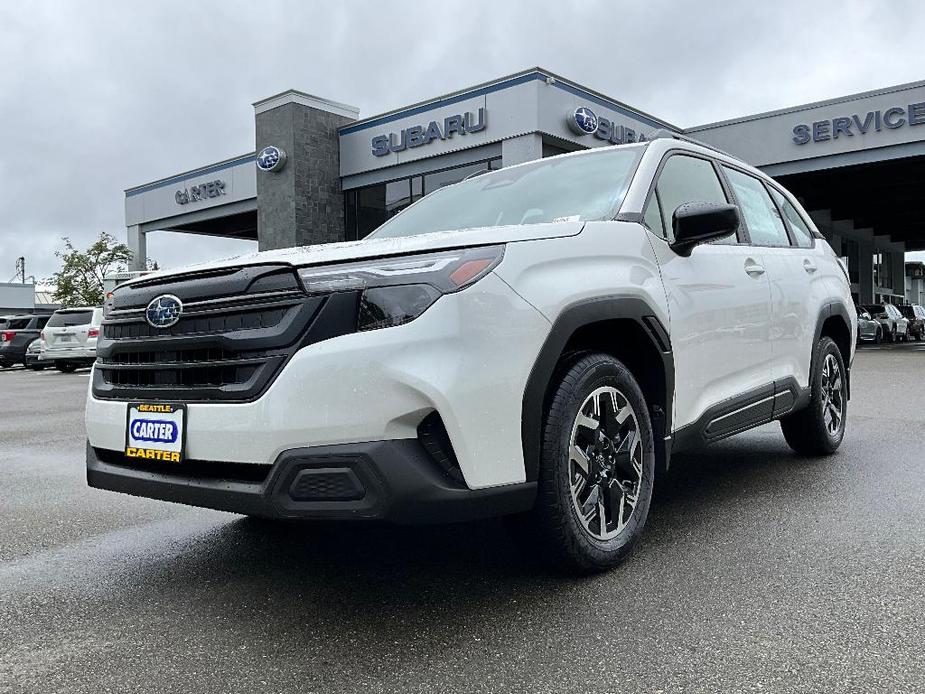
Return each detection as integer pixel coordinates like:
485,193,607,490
856,308,882,344
40,307,103,372
898,304,925,341
23,339,48,370
0,314,50,368
863,303,909,342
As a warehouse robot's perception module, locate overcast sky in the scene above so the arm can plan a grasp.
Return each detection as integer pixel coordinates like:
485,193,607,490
2,0,924,282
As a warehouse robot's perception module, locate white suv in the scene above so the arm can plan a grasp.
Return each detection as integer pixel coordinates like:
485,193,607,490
41,307,103,372
85,135,855,571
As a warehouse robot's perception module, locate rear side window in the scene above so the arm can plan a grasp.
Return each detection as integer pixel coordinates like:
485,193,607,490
648,155,731,243
36,316,49,329
722,167,790,247
769,187,814,248
46,310,94,327
7,318,30,329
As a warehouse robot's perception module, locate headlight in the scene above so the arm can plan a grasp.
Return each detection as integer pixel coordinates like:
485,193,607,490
297,245,504,331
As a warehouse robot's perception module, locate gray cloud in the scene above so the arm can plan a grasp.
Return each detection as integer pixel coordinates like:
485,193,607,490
2,0,924,280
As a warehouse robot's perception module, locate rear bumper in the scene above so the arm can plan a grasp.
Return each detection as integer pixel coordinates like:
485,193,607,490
40,347,96,362
0,345,25,364
86,441,536,524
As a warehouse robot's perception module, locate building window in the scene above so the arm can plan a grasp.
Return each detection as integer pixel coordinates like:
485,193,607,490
874,251,893,290
345,158,501,240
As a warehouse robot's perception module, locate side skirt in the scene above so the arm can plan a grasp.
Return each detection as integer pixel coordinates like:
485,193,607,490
672,377,809,453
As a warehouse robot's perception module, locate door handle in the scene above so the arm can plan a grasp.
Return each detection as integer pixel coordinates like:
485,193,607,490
744,259,765,276
803,258,818,273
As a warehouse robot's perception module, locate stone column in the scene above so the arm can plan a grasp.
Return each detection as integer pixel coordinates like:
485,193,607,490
254,91,359,250
858,239,874,303
127,225,146,271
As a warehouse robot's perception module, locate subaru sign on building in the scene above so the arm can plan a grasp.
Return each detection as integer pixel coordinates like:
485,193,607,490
123,67,925,306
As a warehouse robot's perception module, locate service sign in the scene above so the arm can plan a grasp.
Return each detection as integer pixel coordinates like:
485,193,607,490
125,403,186,463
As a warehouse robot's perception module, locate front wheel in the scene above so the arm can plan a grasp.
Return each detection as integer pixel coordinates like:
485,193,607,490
523,353,655,573
874,328,882,345
780,337,847,456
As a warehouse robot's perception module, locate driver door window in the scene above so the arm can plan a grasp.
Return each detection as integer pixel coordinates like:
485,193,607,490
645,155,734,244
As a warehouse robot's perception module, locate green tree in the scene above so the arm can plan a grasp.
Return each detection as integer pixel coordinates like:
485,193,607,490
50,232,135,307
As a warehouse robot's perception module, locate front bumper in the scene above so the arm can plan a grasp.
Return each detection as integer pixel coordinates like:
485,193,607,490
85,272,551,490
86,441,536,524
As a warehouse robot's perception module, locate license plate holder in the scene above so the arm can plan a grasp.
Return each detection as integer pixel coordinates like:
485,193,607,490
125,403,186,463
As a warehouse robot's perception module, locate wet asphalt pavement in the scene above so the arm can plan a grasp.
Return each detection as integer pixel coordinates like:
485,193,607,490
1,346,924,694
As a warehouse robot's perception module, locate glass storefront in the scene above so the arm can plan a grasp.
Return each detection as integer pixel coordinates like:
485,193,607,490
344,158,502,240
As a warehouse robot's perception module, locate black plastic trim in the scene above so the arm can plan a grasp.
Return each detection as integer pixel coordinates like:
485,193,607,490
520,296,675,482
87,441,536,525
812,301,853,397
673,376,808,452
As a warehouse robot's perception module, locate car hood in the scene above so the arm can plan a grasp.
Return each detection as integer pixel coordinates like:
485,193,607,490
133,222,585,281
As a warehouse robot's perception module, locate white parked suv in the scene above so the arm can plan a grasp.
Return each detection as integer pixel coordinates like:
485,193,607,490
85,134,855,571
41,307,103,372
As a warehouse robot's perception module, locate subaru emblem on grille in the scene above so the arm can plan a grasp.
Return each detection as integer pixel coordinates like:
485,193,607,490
145,294,183,329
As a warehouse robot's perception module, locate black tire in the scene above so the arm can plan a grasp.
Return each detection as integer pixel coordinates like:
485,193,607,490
520,352,655,573
874,328,882,345
780,337,847,456
55,362,77,373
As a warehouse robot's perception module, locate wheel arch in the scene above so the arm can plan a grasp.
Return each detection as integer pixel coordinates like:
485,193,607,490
812,302,852,399
521,296,674,483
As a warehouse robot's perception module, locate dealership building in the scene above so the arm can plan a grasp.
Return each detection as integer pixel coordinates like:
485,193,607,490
124,68,925,305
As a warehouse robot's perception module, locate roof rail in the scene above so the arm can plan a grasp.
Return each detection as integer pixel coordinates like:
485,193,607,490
648,129,735,158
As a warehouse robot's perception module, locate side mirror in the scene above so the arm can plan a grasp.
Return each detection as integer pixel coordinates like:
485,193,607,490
860,311,871,320
671,202,740,256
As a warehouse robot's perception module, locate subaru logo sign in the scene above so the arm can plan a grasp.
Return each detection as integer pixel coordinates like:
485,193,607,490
568,107,598,135
256,145,287,172
145,295,183,329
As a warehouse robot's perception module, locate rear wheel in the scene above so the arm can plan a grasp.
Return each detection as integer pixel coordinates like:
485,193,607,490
780,337,847,456
55,362,77,373
523,353,655,572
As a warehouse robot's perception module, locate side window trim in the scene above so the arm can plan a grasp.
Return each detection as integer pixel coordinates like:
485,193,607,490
711,159,750,245
766,181,818,248
714,162,753,245
760,179,798,248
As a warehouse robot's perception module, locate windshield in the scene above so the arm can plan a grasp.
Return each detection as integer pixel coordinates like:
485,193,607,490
369,146,643,239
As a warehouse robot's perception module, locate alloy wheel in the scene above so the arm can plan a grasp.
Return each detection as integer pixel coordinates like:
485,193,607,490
567,386,643,541
820,353,844,437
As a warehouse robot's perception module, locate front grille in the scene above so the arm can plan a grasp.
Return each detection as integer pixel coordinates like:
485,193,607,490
102,305,289,340
92,264,360,402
